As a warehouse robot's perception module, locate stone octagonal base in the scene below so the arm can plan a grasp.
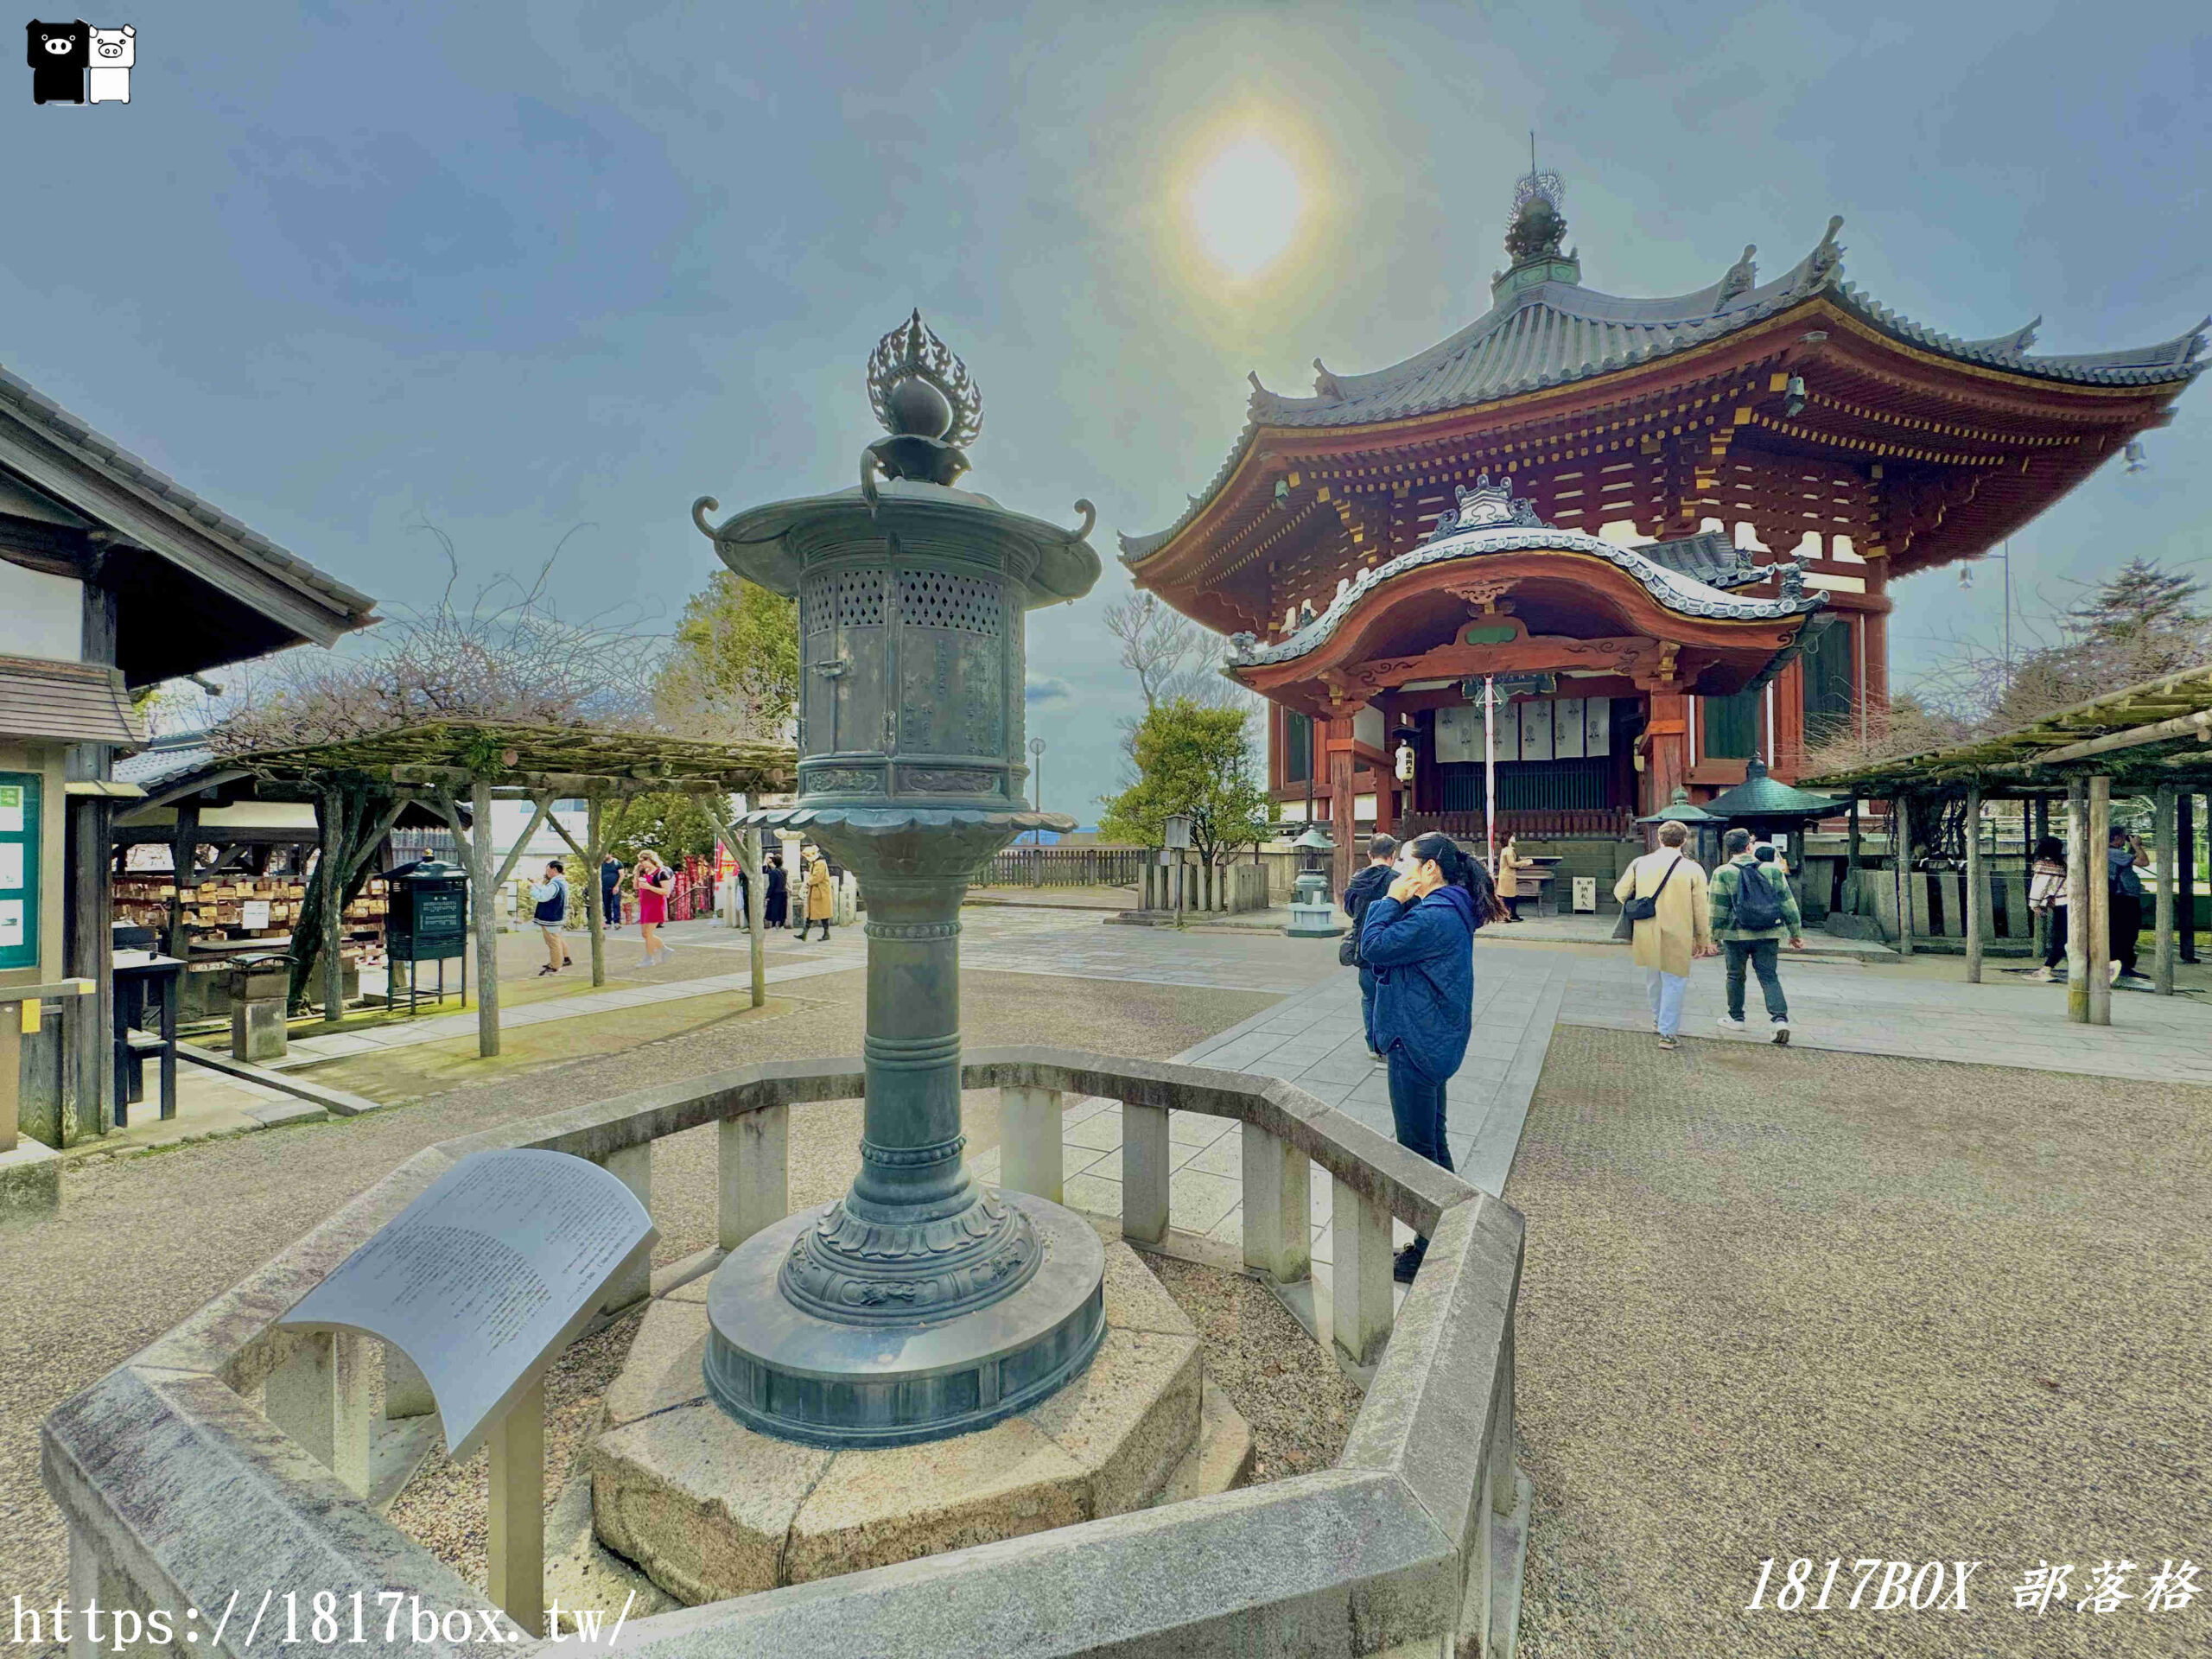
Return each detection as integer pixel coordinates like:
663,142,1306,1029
590,1240,1253,1605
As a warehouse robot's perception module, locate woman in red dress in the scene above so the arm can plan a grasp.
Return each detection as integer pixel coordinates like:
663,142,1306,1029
633,849,674,965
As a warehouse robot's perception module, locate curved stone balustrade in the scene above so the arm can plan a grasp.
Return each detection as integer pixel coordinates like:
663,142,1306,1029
41,1048,1526,1659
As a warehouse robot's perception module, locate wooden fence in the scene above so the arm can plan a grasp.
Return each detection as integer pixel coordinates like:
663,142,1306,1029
1398,808,1636,842
979,846,1147,888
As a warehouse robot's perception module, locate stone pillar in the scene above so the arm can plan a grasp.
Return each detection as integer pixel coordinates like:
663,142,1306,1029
1331,1176,1391,1368
2065,776,2091,1023
719,1105,788,1250
1121,1101,1169,1245
264,1330,373,1496
2180,793,2198,964
1240,1123,1310,1284
598,1142,652,1310
999,1084,1064,1204
385,1344,435,1421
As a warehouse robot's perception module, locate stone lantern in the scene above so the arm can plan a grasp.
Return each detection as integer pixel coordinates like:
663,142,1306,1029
689,313,1103,1446
1285,822,1342,938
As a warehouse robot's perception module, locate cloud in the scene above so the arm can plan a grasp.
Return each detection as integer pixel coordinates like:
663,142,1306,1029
1025,676,1075,705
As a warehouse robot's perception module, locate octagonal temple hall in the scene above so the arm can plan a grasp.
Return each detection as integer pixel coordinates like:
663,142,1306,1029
1121,167,2205,893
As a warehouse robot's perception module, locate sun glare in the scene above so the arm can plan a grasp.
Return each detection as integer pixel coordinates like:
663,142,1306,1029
1185,134,1303,280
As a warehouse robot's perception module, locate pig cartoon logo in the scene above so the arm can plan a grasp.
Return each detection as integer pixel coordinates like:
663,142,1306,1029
86,23,130,103
25,20,88,105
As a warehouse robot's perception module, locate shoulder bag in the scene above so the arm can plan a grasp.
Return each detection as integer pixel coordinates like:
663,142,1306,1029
1619,854,1683,923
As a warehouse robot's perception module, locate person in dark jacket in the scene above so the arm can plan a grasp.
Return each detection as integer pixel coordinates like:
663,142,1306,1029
1360,831,1506,1281
764,854,789,928
1341,834,1398,1068
600,852,624,926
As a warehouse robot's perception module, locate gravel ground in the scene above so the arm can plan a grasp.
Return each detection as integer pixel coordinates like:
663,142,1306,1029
0,966,1279,1620
384,1251,1363,1614
1508,1027,2208,1659
1144,1255,1363,1483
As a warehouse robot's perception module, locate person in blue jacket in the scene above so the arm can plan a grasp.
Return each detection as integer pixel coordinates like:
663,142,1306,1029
1360,831,1506,1281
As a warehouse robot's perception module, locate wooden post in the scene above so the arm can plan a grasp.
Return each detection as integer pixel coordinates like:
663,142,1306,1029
2086,774,2111,1027
2180,792,2198,964
744,826,766,1008
166,802,199,961
2065,777,2091,1023
1963,786,1985,983
2154,784,2177,996
485,1378,544,1637
470,778,501,1058
1891,794,1914,957
582,796,607,987
318,790,348,1026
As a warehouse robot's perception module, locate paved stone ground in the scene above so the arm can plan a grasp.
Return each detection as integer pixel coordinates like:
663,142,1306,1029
1507,1025,2206,1659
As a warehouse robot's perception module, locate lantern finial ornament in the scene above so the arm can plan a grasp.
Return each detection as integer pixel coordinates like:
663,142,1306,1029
864,310,983,486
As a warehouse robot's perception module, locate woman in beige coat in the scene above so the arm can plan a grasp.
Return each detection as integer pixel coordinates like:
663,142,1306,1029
797,852,836,943
1612,821,1715,1049
1496,838,1525,922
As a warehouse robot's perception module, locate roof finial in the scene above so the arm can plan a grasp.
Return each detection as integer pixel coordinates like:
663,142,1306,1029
1506,152,1569,268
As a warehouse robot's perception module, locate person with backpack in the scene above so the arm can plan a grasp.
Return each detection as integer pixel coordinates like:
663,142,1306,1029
2107,827,2152,985
531,860,571,976
1340,833,1398,1068
1711,825,1803,1043
1360,831,1508,1281
1614,820,1714,1051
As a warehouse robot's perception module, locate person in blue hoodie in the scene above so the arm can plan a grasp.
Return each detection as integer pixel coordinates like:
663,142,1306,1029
1360,830,1506,1281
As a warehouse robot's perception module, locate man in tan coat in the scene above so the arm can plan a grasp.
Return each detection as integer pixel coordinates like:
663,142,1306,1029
1613,820,1715,1051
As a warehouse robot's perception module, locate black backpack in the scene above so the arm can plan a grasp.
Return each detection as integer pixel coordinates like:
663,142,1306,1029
1733,861,1785,931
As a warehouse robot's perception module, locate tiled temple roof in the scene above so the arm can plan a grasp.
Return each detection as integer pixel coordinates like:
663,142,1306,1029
1122,216,2207,567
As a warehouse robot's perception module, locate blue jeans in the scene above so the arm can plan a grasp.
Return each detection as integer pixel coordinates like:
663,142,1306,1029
1386,1046,1453,1246
1724,938,1789,1020
1359,967,1378,1053
1644,969,1687,1037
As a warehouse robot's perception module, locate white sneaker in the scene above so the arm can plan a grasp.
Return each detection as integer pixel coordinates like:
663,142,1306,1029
1770,1018,1791,1046
1714,1014,1747,1033
2107,959,2122,986
2031,967,2059,983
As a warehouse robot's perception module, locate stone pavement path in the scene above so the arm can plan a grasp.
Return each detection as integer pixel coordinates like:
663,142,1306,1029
271,911,1332,1070
1540,938,2212,1086
971,948,1568,1320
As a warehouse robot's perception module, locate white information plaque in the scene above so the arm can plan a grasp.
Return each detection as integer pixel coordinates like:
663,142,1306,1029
279,1149,657,1459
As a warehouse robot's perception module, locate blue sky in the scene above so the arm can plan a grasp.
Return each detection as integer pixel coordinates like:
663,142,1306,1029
3,2,2205,815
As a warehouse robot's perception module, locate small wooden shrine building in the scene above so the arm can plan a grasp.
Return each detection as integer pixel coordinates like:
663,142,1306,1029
1121,168,2205,890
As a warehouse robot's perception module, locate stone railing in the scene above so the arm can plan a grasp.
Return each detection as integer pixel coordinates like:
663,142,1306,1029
43,1049,1525,1658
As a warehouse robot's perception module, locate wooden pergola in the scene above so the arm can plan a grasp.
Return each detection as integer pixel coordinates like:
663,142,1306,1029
1806,664,2212,1024
231,721,794,1056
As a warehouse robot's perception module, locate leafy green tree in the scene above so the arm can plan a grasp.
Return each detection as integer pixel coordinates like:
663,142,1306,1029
604,791,721,866
1098,698,1272,872
654,571,800,740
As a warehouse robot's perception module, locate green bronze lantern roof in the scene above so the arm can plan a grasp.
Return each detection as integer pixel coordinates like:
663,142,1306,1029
1699,756,1846,823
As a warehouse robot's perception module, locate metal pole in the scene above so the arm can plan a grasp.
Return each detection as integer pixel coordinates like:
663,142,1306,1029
1483,676,1497,871
2154,784,2177,996
1964,787,1985,983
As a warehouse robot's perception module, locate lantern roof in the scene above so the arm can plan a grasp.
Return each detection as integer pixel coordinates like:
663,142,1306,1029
1699,756,1847,823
